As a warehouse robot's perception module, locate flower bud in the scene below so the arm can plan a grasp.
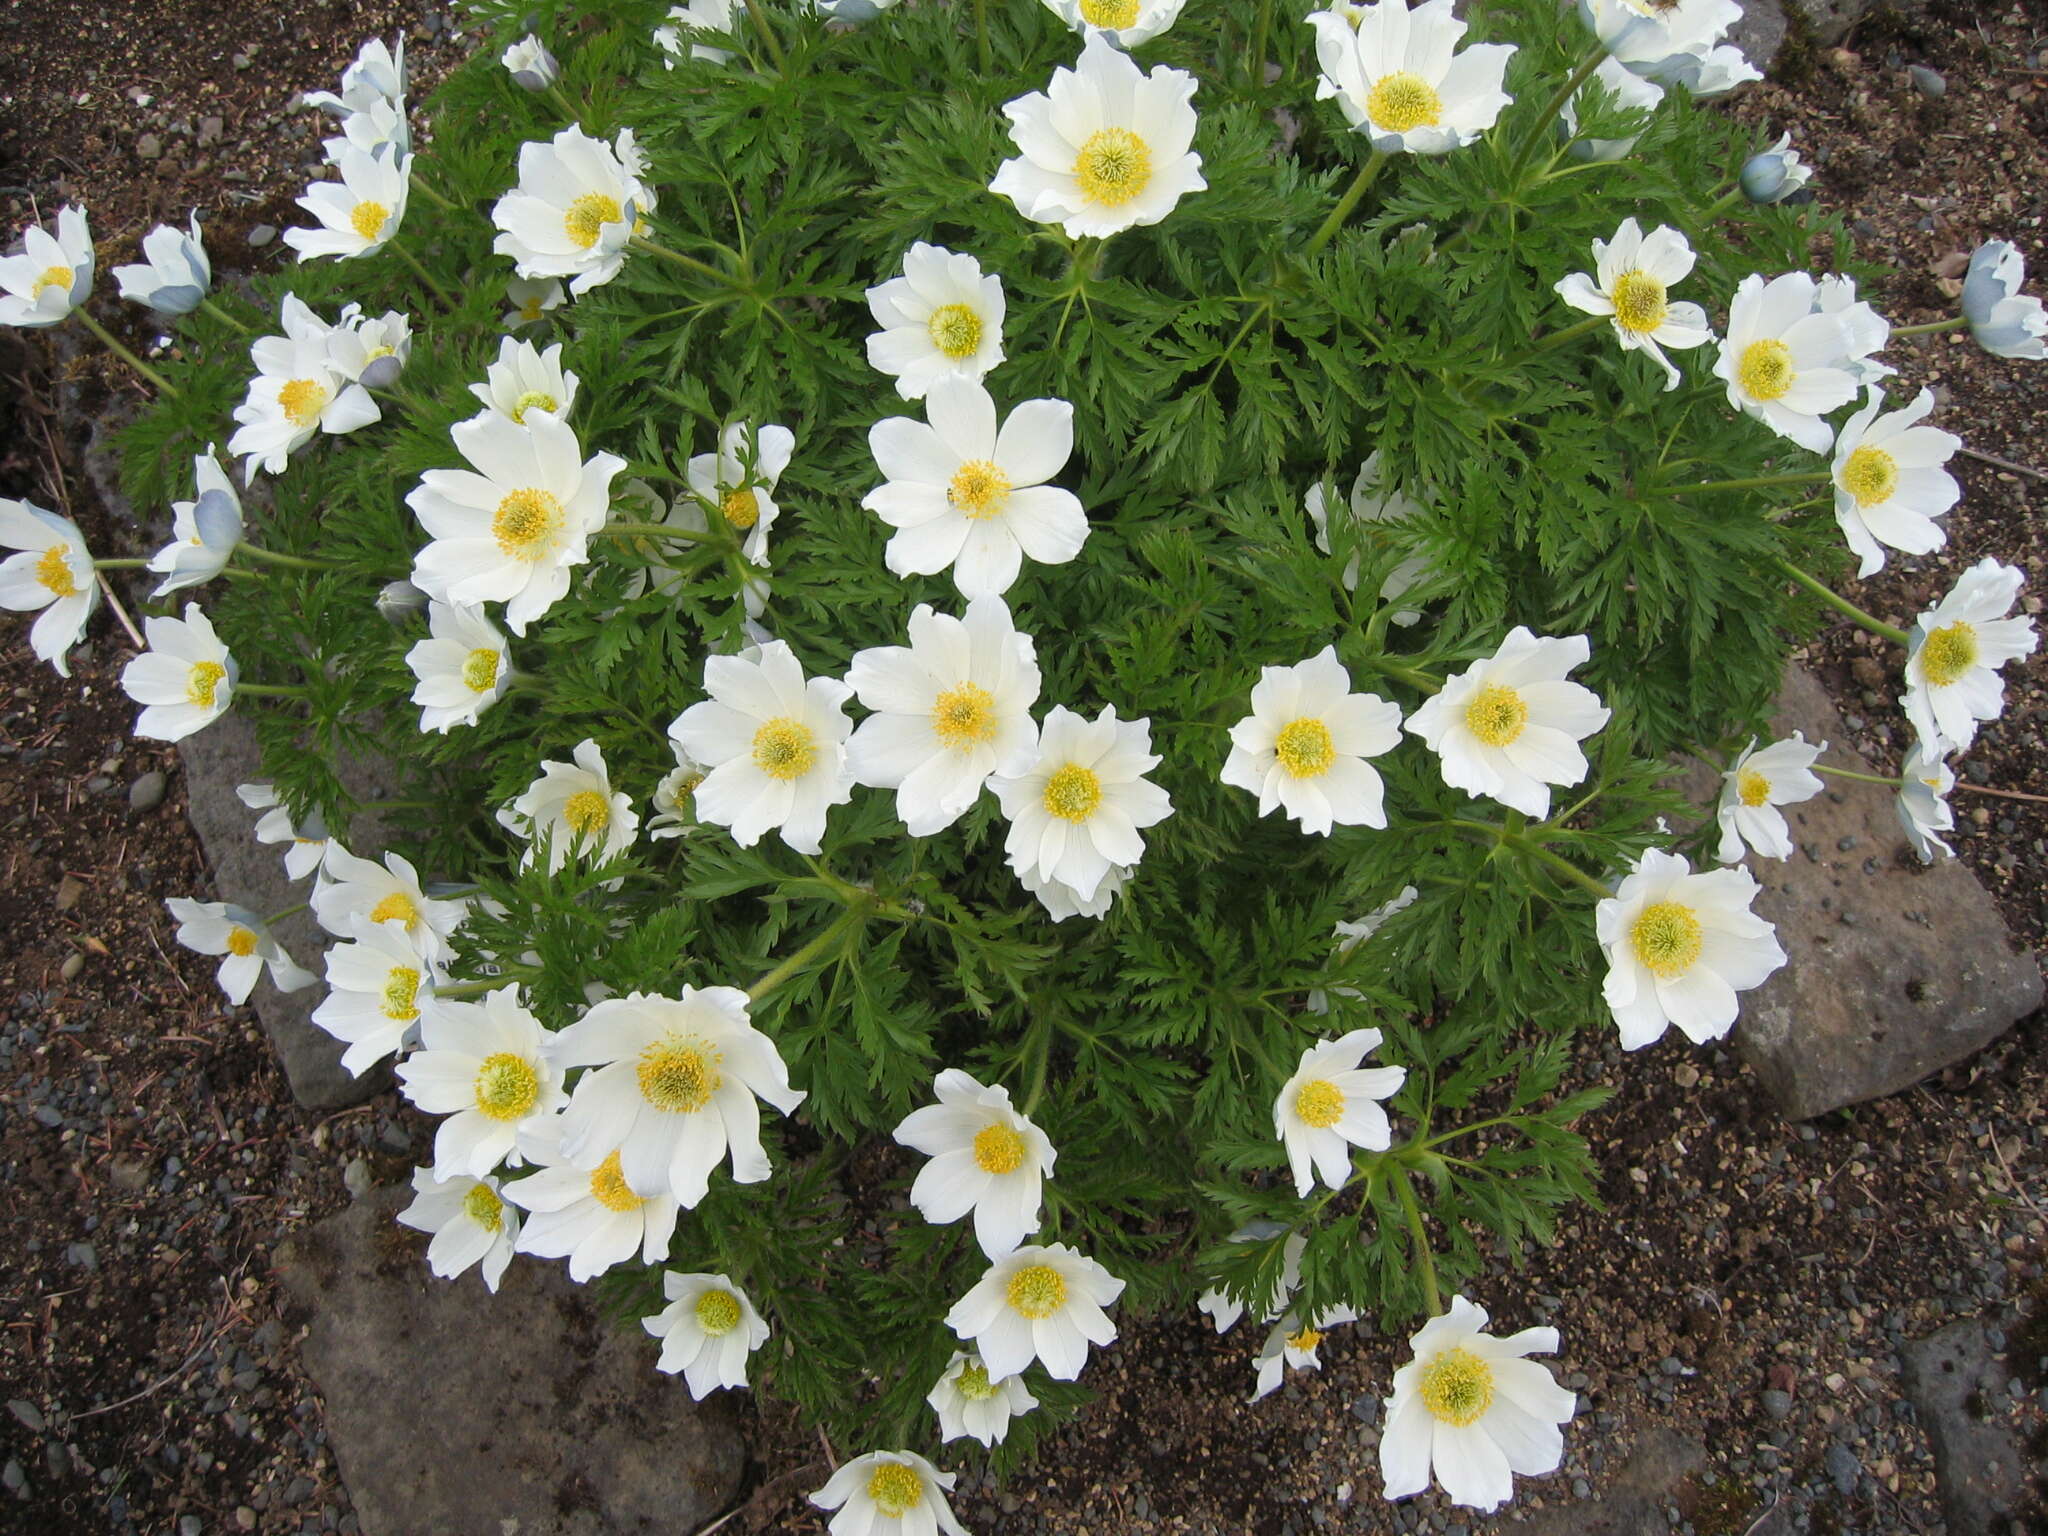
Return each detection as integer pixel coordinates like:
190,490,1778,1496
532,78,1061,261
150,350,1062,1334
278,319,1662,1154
1739,132,1813,205
501,34,560,92
1961,240,2048,360
112,212,212,318
376,579,429,625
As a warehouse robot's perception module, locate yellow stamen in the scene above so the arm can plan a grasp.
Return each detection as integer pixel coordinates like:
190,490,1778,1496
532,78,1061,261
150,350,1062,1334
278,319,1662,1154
1838,445,1898,507
694,1288,743,1336
1463,684,1527,747
1287,1326,1324,1353
518,297,544,323
462,1182,505,1231
563,191,623,250
35,545,79,598
349,200,390,243
1737,768,1772,808
277,378,329,428
926,303,984,360
589,1151,643,1212
461,648,502,693
473,1053,540,1120
1737,338,1795,402
1041,763,1102,823
369,891,419,929
1366,72,1443,133
932,682,998,750
637,1037,721,1113
1417,1346,1494,1426
1074,127,1153,208
30,264,72,298
1006,1263,1067,1320
751,717,817,781
1918,621,1978,688
866,1463,925,1518
492,487,563,559
954,1361,998,1401
226,926,260,957
720,488,761,530
946,459,1012,520
1629,900,1702,979
563,789,611,839
186,661,228,709
1609,270,1669,334
1078,0,1140,25
381,965,421,1021
973,1122,1026,1175
1274,717,1335,778
1293,1078,1344,1129
510,390,559,424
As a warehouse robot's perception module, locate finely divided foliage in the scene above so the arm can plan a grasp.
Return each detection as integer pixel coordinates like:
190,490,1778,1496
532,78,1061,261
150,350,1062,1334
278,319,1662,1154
5,0,2044,1516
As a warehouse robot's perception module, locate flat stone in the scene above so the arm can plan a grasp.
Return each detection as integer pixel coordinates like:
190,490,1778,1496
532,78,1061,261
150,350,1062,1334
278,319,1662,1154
277,1190,746,1536
1519,1428,1705,1534
128,769,167,813
1734,0,1932,74
1900,1318,2030,1534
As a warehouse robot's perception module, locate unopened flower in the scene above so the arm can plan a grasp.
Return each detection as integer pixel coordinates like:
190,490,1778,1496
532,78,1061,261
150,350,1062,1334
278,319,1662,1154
1740,131,1812,204
468,337,579,426
1304,451,1433,622
0,205,93,329
1961,240,2048,360
396,985,565,1179
112,212,211,316
283,142,411,262
165,899,315,1003
1381,1294,1576,1512
1306,885,1419,1013
148,450,242,596
644,1272,770,1397
502,34,560,91
1405,628,1610,819
497,738,640,873
1197,1224,1305,1334
396,1167,520,1291
237,782,329,881
1039,0,1188,49
866,243,1006,401
504,1118,678,1282
655,0,738,65
1559,57,1662,164
1275,1027,1405,1197
929,1352,1037,1446
326,306,412,391
1712,273,1865,453
311,843,468,965
304,35,406,120
1554,219,1714,391
1308,0,1517,156
0,499,97,676
894,1068,1056,1259
406,601,511,733
1596,848,1785,1050
1222,646,1402,835
1017,861,1131,922
1902,558,2039,755
1829,387,1959,577
946,1242,1124,1381
1896,737,1955,862
810,1452,966,1536
647,748,709,841
679,421,796,618
504,275,566,330
491,125,656,296
228,295,381,481
1715,734,1824,863
1253,1305,1358,1402
311,912,442,1074
121,603,235,741
991,704,1172,906
990,33,1206,238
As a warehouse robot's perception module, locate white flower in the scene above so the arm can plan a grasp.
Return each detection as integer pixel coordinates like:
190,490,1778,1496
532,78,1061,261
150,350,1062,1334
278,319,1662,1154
0,205,93,329
503,1118,679,1283
1404,628,1610,819
1198,1225,1306,1334
406,601,511,733
1896,737,1956,863
406,410,625,636
0,498,97,676
326,304,412,391
990,704,1172,904
468,337,579,427
945,1242,1124,1381
894,1068,1056,1259
502,34,560,91
1275,1027,1405,1197
303,36,406,119
1308,0,1517,156
121,602,236,742
396,1167,520,1292
237,782,329,881
227,295,381,482
1017,861,1131,923
1902,558,2039,754
669,640,855,856
1961,240,2048,360
1596,847,1786,1050
284,142,411,262
1816,274,1893,387
1578,0,1753,94
989,33,1206,238
1715,734,1824,863
1553,219,1714,391
395,985,567,1180
496,738,640,874
847,595,1042,836
1306,885,1419,1013
1381,1294,1576,1512
491,125,656,296
311,843,468,965
164,898,315,1004
865,378,1088,599
680,421,796,618
112,212,211,316
1252,1304,1358,1402
655,0,738,66
1559,56,1662,163
1305,451,1433,622
647,749,710,840
320,94,410,162
1221,646,1403,835
1829,387,1959,578
549,987,806,1208
866,243,1006,401
644,1272,770,1398
929,1352,1038,1446
147,450,242,597
504,275,566,330
810,1452,966,1536
1712,273,1866,453
1039,0,1188,49
1740,131,1813,204
311,913,442,1075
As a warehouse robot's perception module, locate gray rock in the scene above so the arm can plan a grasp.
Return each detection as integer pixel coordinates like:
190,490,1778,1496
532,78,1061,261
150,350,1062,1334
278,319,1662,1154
1901,1318,2030,1534
1761,1387,1793,1420
246,224,277,249
128,769,167,813
7,1400,43,1433
1825,1442,1860,1495
277,1191,746,1535
136,132,162,160
1518,1428,1704,1535
1731,0,1932,73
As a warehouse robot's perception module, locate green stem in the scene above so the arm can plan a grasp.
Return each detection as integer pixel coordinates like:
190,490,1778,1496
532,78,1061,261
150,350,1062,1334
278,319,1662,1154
975,0,992,74
434,969,541,1000
264,901,310,926
1304,149,1389,256
1376,659,1441,694
1774,557,1911,645
1018,1017,1052,1117
93,557,150,570
1446,819,1611,898
1700,187,1743,223
1249,0,1274,90
1814,763,1901,787
392,242,455,309
236,543,345,572
1892,315,1967,338
233,681,309,699
73,308,180,396
629,235,734,286
198,296,251,334
747,907,864,1003
1394,1170,1444,1316
1423,1113,1523,1149
596,520,721,545
1504,46,1607,189
742,0,789,74
1670,471,1830,496
1534,314,1608,351
544,83,586,125
410,174,460,213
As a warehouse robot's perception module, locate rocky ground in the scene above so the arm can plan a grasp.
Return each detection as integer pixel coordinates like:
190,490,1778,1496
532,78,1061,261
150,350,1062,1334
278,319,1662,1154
1,2,2046,1535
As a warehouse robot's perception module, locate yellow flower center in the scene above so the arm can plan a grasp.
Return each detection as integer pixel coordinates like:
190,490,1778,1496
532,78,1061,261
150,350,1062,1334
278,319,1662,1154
1006,1262,1067,1320
947,458,1012,520
1287,1326,1324,1353
36,544,79,598
1838,444,1898,507
1609,269,1668,334
30,264,72,298
518,297,545,322
226,926,260,957
369,891,420,928
1918,621,1978,688
277,378,329,428
186,660,228,709
1737,767,1772,808
720,488,761,530
973,1121,1027,1175
932,682,998,750
563,191,623,250
381,964,422,1021
1366,72,1443,133
1629,900,1702,979
1418,1346,1495,1426
694,1288,743,1337
1293,1077,1345,1129
473,1052,541,1120
1274,717,1335,778
1737,338,1795,401
1041,762,1102,823
751,716,817,780
461,647,502,693
1074,127,1153,208
563,788,611,839
349,200,390,243
510,390,559,424
637,1037,722,1113
492,488,563,559
363,344,395,364
926,302,984,360
954,1361,998,1401
588,1150,643,1212
1463,683,1527,747
1079,0,1140,25
462,1181,505,1231
866,1463,925,1519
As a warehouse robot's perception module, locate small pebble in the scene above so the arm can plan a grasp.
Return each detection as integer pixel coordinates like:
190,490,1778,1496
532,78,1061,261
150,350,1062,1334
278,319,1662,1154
246,224,278,248
1761,1388,1793,1420
128,770,168,813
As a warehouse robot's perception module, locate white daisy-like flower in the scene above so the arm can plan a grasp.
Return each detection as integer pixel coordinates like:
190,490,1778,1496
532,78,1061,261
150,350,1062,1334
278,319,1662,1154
321,95,410,162
1306,884,1420,1014
1197,1225,1306,1334
866,243,1006,402
1712,273,1865,454
1252,1304,1359,1402
550,987,807,1208
311,843,468,965
810,1452,966,1536
1962,240,2048,360
990,704,1172,905
1017,861,1131,923
396,1166,520,1292
504,275,566,330
655,0,738,66
678,421,796,619
121,603,236,742
647,748,709,841
1305,452,1434,622
495,738,640,874
395,985,567,1180
502,34,560,91
164,898,316,1004
311,912,442,1075
989,33,1206,238
325,304,412,391
865,378,1087,599
1596,847,1786,1050
847,595,1042,836
112,212,211,317
1740,130,1813,204
929,1352,1037,1447
643,1272,770,1398
1815,274,1893,388
945,1242,1124,1381
146,450,242,597
1829,387,1960,578
468,337,578,428
1902,558,2039,755
1577,0,1753,95
503,1118,679,1283
283,142,411,262
1307,0,1517,157
1714,734,1824,863
406,409,625,637
0,498,97,676
1896,737,1956,863
894,1068,1056,1259
1404,628,1610,819
227,295,381,482
1275,1027,1405,1197
406,601,511,733
236,782,329,881
490,125,656,296
669,640,855,856
1039,0,1188,49
1381,1294,1577,1512
303,35,406,119
1221,646,1403,836
1559,56,1663,164
1553,219,1714,391
0,205,93,329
